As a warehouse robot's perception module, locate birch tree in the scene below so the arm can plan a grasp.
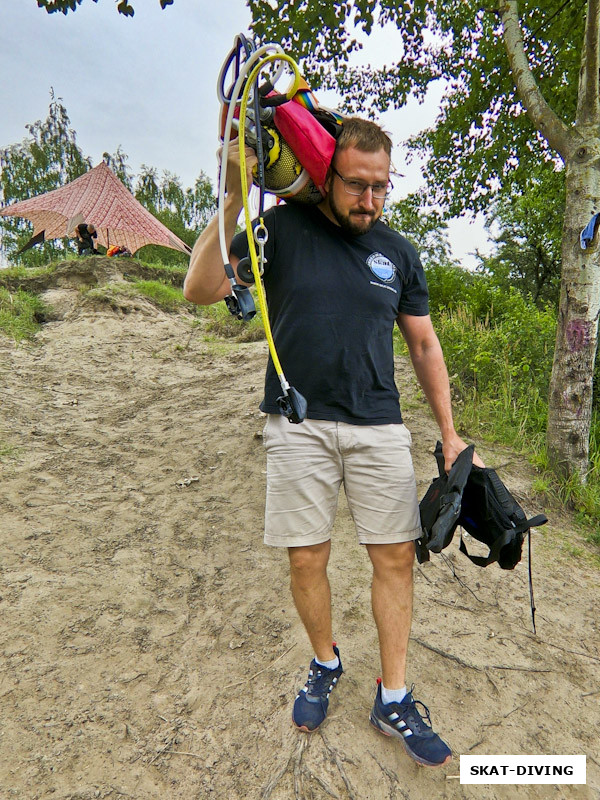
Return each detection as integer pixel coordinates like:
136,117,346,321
249,0,600,480
500,1,599,479
0,91,91,265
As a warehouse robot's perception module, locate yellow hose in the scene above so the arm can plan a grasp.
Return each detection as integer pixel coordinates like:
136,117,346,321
238,53,301,381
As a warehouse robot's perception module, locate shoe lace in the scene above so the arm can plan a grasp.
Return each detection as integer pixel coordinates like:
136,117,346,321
305,663,337,697
404,684,433,733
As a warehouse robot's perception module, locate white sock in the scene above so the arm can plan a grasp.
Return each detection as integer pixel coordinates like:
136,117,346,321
315,655,339,670
381,684,407,704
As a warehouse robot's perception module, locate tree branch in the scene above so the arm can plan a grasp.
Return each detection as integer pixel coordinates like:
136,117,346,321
498,1,574,158
578,0,600,125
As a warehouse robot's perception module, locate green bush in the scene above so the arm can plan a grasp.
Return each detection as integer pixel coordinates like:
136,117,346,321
434,301,555,442
426,261,548,324
423,262,556,437
0,288,45,340
424,262,476,313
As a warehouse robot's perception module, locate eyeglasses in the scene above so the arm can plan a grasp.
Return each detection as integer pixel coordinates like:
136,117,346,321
331,166,392,199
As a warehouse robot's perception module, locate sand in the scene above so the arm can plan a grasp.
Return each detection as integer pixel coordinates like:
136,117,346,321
0,259,598,799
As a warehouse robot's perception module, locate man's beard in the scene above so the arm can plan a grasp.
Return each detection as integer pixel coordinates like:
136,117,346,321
328,191,379,236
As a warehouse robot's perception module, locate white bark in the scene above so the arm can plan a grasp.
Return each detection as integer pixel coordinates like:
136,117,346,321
578,0,600,126
499,1,600,479
498,1,576,160
547,147,600,478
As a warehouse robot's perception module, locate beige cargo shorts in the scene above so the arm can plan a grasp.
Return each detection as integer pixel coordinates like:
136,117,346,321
262,414,422,548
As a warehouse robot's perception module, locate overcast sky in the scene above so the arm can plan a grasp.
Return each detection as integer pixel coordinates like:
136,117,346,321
0,0,490,265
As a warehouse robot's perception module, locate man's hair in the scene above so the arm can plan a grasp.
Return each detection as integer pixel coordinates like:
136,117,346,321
335,117,392,158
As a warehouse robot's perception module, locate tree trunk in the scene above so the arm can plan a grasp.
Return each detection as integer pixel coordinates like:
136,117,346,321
500,0,600,480
547,138,600,480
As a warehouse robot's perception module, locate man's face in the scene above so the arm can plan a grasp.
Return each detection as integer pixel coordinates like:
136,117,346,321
322,146,390,236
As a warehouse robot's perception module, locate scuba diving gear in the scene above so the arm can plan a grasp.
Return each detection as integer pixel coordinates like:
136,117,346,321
418,443,474,556
458,467,548,571
222,260,256,321
258,125,324,204
218,37,339,203
417,441,548,632
217,37,306,422
276,385,307,424
235,256,255,285
216,34,344,424
417,441,548,570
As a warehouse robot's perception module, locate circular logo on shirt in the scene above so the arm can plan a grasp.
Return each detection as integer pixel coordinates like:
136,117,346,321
367,252,397,283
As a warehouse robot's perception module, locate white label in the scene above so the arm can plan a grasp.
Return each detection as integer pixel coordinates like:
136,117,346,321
460,755,586,784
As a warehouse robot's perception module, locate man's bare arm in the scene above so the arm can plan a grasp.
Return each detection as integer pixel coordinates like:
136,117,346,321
183,141,257,306
396,312,485,472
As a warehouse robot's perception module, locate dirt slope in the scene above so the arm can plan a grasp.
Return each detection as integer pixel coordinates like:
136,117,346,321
0,260,598,800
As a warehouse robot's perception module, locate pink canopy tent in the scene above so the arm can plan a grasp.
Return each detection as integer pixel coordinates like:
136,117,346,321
0,161,191,255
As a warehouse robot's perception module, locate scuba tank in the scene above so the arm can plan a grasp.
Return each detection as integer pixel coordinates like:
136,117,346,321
218,36,342,203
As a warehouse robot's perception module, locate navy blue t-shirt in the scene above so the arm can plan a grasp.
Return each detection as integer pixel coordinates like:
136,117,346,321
230,202,429,424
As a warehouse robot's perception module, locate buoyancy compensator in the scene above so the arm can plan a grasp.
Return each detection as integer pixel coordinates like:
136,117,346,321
417,441,548,631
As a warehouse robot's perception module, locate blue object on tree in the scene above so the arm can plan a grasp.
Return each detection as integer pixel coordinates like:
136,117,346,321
580,213,600,250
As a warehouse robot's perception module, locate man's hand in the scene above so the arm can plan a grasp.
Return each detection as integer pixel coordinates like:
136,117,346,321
441,433,485,473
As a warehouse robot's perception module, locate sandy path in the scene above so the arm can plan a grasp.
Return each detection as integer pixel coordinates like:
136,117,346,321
0,263,598,799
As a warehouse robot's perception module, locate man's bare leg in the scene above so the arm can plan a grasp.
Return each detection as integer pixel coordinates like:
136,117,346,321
366,541,415,688
288,541,336,663
367,540,452,766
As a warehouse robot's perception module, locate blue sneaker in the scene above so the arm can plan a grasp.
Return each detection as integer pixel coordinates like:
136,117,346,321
292,645,343,732
370,681,452,767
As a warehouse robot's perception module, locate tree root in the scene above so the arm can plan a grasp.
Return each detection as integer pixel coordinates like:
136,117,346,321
367,750,410,800
261,729,358,800
262,736,310,800
319,731,357,800
410,637,483,671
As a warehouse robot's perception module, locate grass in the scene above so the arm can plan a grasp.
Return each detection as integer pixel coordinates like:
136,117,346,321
122,260,188,287
0,263,58,282
85,280,198,313
130,279,192,311
203,298,265,342
530,420,600,549
0,441,18,461
0,288,45,340
0,438,20,468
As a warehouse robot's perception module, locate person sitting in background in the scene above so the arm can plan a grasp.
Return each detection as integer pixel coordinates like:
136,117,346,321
106,244,132,258
75,223,98,255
